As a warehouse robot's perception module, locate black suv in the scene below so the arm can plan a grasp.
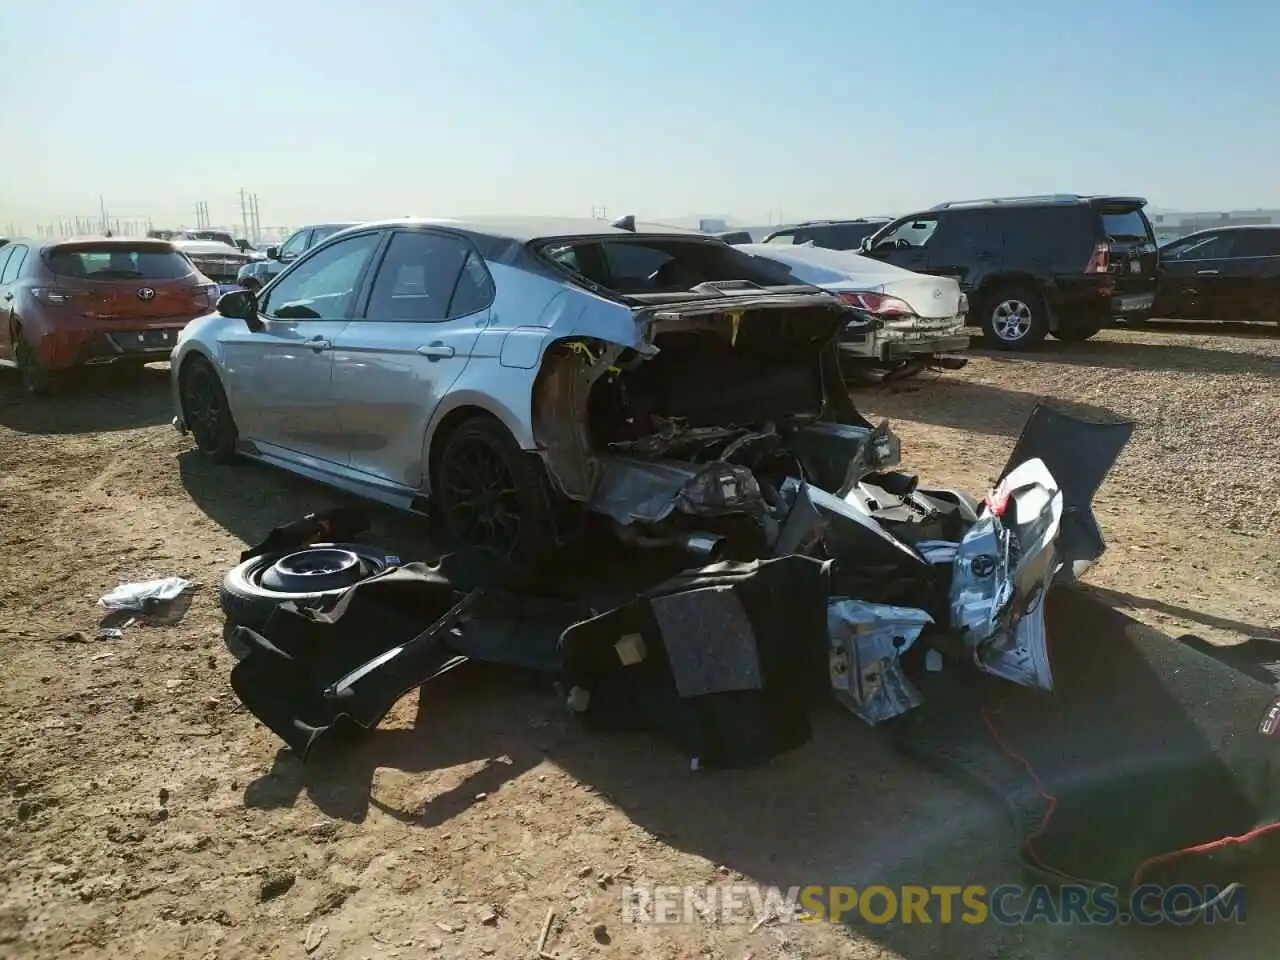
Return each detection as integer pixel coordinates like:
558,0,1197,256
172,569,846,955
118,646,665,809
858,195,1158,350
761,218,892,251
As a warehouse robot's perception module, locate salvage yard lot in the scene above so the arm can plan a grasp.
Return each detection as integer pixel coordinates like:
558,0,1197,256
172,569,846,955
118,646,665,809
2,323,1279,959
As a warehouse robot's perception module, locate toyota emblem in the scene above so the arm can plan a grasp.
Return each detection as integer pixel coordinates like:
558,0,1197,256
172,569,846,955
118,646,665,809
137,287,156,301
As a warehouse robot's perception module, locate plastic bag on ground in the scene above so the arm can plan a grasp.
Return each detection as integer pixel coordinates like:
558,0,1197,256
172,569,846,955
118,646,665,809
98,577,193,611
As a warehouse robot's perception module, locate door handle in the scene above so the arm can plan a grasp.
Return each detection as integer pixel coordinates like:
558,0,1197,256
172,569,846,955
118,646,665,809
417,342,455,361
1195,269,1220,276
306,337,331,352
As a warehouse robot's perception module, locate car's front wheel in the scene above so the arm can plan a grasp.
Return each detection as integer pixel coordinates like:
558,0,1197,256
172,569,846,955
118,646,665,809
980,284,1049,350
180,358,239,462
433,414,556,562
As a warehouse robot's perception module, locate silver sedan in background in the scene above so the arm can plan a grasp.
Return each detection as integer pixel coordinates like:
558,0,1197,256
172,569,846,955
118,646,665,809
738,243,970,378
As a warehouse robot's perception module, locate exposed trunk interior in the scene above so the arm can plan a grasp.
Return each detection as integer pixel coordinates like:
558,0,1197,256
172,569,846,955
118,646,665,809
587,305,844,450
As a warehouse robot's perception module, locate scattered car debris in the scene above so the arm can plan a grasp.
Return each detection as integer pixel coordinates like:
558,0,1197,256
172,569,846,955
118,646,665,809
98,577,192,613
218,403,1133,769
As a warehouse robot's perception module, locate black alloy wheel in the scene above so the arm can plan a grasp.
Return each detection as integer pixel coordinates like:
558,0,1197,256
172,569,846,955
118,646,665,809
434,416,555,561
181,359,238,461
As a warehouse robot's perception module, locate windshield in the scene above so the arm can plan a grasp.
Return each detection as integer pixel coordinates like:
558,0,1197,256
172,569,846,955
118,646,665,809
47,244,195,280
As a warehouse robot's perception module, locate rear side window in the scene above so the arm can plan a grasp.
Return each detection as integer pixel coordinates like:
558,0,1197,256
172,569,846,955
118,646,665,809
46,244,194,280
309,225,347,247
827,224,879,250
1099,209,1152,242
1230,230,1280,258
764,230,799,245
365,231,493,321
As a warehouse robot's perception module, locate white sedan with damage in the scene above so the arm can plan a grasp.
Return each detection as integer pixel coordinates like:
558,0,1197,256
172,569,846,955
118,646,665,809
738,243,971,376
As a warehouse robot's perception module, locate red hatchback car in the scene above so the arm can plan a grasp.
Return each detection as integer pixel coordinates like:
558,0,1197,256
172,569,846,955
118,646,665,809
0,237,220,395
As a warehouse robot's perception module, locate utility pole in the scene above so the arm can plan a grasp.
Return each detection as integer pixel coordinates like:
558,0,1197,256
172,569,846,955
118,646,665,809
99,196,109,233
250,194,261,240
240,188,250,239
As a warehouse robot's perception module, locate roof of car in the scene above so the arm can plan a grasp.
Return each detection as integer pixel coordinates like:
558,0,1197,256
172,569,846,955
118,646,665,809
776,218,892,228
341,216,723,244
28,235,179,252
171,239,245,254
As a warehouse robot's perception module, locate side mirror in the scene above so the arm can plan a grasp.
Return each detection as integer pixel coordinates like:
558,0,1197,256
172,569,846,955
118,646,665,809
858,236,873,253
266,245,281,260
216,289,263,331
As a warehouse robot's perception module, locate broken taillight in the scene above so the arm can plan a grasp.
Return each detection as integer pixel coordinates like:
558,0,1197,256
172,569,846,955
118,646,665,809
1084,242,1110,274
839,291,914,317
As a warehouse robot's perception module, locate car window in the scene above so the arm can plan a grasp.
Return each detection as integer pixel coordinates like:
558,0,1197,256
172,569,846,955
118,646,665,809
1229,230,1280,258
0,245,27,283
0,247,14,283
1171,233,1236,260
308,225,348,248
262,232,382,320
764,230,798,245
365,231,492,321
602,242,672,285
279,230,312,259
1099,209,1152,242
828,224,879,250
873,217,939,249
46,244,192,279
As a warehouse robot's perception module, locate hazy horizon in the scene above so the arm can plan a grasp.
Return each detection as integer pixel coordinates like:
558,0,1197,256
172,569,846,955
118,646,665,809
2,0,1276,236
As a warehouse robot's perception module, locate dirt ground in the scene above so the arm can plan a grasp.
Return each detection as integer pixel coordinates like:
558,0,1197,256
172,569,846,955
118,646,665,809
2,321,1279,960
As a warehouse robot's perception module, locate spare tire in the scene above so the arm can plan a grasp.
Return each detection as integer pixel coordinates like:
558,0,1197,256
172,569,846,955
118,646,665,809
220,542,399,631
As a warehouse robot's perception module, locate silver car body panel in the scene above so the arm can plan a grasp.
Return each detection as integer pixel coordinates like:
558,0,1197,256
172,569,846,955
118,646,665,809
171,217,851,513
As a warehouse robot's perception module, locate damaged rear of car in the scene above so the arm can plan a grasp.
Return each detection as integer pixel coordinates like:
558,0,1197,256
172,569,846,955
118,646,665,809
467,229,889,562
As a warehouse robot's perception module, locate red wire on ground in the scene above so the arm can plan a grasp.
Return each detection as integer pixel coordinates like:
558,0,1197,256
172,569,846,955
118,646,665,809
982,698,1280,896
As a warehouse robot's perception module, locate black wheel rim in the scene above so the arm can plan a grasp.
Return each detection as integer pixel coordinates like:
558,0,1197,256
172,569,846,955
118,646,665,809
440,437,523,552
184,369,222,448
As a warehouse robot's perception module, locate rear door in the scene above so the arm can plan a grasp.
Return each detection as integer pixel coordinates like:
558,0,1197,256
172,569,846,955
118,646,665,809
332,229,492,488
1091,200,1159,297
1218,228,1280,321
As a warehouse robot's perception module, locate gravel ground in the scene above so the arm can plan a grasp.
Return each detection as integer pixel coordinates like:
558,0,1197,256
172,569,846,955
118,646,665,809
1,321,1278,960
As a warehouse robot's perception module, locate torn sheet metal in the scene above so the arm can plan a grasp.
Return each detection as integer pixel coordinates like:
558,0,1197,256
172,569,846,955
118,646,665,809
827,599,932,725
809,484,929,567
591,458,767,525
590,457,699,524
950,458,1062,690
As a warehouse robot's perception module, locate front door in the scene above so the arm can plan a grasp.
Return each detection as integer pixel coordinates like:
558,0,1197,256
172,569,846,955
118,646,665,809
0,245,26,363
221,230,383,463
332,229,493,488
1155,232,1235,320
864,216,937,274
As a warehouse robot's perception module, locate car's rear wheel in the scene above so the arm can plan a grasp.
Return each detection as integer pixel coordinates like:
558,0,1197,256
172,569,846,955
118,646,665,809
981,284,1048,350
434,415,556,562
14,330,59,397
181,358,238,462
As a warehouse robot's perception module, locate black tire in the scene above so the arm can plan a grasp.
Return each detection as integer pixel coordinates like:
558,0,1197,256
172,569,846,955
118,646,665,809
433,415,556,562
180,357,238,462
1050,315,1105,342
219,542,394,630
14,331,60,397
979,283,1049,351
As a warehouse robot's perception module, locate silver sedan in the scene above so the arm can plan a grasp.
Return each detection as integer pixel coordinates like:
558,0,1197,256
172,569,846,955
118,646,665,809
170,217,890,559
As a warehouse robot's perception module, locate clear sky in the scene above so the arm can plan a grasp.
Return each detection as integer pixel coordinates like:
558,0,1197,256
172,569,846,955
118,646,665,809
1,0,1276,233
